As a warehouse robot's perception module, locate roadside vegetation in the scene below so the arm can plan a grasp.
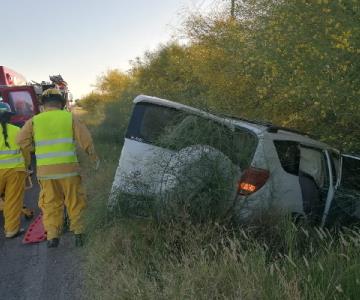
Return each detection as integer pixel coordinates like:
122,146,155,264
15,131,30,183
78,0,360,153
79,1,360,299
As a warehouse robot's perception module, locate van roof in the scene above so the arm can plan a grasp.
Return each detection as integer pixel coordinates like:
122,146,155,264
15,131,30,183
134,95,336,151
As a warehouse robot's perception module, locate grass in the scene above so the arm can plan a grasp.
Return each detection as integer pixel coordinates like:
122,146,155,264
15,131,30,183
84,215,360,299
79,101,360,300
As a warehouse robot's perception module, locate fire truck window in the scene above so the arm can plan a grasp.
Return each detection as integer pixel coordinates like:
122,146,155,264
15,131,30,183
9,91,34,116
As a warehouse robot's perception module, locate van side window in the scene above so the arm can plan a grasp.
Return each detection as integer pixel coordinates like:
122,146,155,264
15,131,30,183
141,105,182,143
126,103,258,168
328,156,360,224
341,156,360,191
274,141,300,175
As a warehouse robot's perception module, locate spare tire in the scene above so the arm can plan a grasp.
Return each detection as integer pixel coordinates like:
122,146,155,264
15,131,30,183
156,144,241,223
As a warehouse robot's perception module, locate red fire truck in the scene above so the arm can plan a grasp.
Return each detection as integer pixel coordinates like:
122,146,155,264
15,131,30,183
0,66,73,126
0,66,40,126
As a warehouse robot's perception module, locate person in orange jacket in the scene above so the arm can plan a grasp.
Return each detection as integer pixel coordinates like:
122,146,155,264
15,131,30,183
17,89,99,248
0,102,30,238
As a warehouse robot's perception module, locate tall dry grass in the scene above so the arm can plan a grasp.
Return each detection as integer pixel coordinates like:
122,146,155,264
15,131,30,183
84,215,360,299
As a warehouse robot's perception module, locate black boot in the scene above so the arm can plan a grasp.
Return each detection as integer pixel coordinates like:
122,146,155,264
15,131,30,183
75,234,84,247
47,238,59,248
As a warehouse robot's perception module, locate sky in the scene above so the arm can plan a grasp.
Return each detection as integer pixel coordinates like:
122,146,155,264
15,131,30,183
1,0,218,99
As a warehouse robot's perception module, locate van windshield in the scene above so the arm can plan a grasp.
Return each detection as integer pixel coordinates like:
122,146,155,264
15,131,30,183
126,102,258,168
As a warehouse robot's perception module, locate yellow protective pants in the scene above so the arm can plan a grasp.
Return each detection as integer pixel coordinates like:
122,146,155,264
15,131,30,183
0,169,26,235
38,176,86,240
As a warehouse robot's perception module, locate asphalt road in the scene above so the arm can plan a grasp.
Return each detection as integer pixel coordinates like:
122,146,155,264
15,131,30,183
0,171,84,300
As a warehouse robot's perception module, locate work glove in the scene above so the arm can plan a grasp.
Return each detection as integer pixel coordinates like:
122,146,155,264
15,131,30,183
27,167,34,176
25,173,33,189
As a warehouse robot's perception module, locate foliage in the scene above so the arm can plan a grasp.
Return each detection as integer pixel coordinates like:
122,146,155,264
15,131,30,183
95,69,132,101
76,92,103,114
180,0,360,151
82,0,358,153
77,69,132,121
80,1,360,152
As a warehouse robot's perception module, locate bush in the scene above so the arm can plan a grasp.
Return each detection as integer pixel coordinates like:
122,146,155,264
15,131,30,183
89,96,133,145
77,92,103,114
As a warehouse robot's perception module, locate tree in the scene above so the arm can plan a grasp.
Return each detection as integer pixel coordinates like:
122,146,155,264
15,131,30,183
96,69,132,101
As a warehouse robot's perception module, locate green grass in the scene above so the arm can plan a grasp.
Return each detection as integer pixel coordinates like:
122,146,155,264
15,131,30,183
80,101,360,300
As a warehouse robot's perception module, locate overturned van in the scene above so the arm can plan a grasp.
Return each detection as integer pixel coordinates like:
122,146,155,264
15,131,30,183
110,95,360,226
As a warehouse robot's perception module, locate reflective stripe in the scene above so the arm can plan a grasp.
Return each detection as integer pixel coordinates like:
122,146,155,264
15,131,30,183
0,157,24,164
38,172,80,180
35,138,74,147
33,111,77,166
36,151,76,159
0,150,20,155
0,124,25,169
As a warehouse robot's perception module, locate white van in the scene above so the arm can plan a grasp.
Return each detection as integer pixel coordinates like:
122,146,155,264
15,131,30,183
110,95,360,226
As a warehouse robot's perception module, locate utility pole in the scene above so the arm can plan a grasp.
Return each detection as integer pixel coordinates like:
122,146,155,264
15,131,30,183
231,0,235,18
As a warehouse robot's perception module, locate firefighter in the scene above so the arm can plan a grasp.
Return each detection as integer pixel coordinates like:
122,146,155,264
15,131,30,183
0,102,30,238
17,89,99,248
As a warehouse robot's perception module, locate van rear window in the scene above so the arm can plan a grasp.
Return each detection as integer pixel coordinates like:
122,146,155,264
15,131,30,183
126,103,258,168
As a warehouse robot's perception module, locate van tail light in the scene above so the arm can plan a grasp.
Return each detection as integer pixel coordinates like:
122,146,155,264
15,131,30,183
238,167,270,195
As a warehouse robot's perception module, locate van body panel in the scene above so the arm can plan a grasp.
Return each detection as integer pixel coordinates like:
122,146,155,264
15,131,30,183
110,138,174,203
264,131,334,152
233,140,273,221
134,95,265,135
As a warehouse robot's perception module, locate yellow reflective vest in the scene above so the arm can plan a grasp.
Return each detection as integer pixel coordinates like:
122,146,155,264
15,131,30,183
0,124,25,169
33,110,78,166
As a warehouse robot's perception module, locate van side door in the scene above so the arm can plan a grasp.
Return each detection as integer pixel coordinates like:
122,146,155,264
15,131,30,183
326,154,360,225
319,150,339,226
297,145,332,224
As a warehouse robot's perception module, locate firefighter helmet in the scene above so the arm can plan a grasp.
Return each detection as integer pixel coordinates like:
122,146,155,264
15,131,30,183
41,88,66,107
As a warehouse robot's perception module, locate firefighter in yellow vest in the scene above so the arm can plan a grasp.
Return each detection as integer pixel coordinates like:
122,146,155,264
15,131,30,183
17,89,99,248
0,102,30,238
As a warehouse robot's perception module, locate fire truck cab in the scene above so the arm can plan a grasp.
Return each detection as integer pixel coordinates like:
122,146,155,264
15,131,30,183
0,66,40,126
